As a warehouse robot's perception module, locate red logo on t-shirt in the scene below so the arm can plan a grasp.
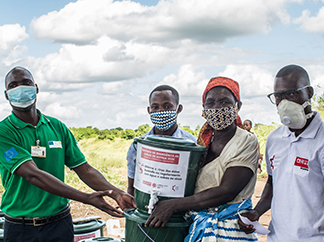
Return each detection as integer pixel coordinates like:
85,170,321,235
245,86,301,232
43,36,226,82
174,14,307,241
270,155,275,169
294,157,309,170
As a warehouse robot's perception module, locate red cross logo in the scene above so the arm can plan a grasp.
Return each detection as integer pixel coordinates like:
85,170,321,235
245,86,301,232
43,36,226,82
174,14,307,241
270,155,275,169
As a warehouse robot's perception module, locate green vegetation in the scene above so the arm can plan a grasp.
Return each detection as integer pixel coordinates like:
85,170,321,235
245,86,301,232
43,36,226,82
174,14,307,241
65,138,133,192
66,122,278,191
179,124,201,137
4,92,324,194
70,124,151,142
70,124,201,142
252,123,279,177
66,124,197,192
313,91,324,119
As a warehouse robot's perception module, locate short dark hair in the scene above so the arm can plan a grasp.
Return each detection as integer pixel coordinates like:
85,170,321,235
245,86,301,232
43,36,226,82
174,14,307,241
244,119,252,127
276,64,310,85
149,85,179,104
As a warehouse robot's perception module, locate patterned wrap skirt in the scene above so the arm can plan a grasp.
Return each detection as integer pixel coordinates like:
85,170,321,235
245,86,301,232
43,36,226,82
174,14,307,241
184,199,258,242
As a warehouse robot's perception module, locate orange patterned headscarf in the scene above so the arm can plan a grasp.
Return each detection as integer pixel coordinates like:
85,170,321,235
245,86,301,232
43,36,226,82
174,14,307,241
198,76,242,149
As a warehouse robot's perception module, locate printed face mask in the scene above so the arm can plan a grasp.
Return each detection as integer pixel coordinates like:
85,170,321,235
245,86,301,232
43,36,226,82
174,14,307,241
6,85,37,108
150,110,177,131
203,104,238,130
277,99,313,129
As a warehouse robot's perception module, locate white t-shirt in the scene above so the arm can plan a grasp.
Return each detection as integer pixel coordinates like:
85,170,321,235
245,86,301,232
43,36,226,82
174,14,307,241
265,111,324,242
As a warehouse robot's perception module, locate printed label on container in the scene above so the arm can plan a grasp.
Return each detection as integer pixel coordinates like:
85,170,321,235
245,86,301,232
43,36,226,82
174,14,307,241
134,143,190,197
74,229,100,242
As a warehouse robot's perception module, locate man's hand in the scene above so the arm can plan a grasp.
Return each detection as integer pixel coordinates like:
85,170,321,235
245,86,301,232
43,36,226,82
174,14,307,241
144,200,175,228
74,163,136,210
112,191,136,211
86,190,124,217
238,210,260,234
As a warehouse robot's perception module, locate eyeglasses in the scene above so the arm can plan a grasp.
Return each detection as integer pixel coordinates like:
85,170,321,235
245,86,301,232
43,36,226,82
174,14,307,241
267,85,310,105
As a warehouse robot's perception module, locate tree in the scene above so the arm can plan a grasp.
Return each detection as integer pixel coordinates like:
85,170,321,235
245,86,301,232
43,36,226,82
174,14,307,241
122,129,136,140
313,92,324,119
135,124,150,137
178,124,195,136
194,125,201,137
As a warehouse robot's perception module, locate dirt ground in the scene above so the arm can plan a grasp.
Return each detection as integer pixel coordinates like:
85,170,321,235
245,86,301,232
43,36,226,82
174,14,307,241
251,176,271,242
70,176,271,241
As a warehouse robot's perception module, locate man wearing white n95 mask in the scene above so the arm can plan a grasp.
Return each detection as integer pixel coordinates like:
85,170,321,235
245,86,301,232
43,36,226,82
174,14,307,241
239,64,324,242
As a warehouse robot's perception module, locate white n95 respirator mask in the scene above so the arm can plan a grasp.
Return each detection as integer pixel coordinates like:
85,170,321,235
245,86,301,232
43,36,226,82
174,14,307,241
277,99,313,129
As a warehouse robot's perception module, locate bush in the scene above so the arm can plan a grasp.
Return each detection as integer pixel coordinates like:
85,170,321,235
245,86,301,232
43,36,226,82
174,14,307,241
313,92,324,119
121,129,136,140
135,124,151,137
70,124,198,141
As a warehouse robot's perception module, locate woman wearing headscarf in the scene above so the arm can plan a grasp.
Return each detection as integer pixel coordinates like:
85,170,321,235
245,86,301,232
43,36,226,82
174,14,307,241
145,77,259,242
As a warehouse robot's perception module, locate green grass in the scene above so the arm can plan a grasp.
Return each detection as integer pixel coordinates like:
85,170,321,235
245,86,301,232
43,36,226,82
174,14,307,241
65,138,133,192
253,123,279,178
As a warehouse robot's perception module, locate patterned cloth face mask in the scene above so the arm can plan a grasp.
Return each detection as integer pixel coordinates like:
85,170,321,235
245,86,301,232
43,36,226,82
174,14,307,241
203,104,238,130
150,110,177,131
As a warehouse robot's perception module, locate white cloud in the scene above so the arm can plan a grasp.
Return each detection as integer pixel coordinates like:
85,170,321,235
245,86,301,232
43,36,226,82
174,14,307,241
0,24,28,50
305,64,324,94
219,64,274,98
101,81,125,94
21,0,295,94
0,24,29,65
23,0,294,93
30,0,290,45
216,64,280,125
294,7,324,34
239,96,280,126
44,102,83,119
103,45,134,62
2,0,322,131
157,64,208,98
19,36,188,89
16,37,219,93
30,0,144,44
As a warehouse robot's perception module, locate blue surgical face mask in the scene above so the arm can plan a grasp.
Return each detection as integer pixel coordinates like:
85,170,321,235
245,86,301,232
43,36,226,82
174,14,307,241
6,85,37,108
150,110,177,131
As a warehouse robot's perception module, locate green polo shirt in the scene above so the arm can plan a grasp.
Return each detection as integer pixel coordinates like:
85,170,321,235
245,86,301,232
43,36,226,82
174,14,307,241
0,110,86,217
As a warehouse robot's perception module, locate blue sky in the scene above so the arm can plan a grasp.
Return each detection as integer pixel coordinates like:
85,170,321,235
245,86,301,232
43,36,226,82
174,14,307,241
0,0,323,130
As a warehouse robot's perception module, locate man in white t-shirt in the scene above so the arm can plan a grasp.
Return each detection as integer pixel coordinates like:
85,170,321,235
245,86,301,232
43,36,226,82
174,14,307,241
239,64,324,242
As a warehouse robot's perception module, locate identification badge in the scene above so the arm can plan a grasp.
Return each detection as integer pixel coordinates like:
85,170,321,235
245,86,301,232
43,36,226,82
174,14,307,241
31,146,46,158
48,141,62,148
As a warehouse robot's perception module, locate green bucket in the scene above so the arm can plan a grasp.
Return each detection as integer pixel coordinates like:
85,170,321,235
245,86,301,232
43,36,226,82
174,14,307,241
133,135,206,215
74,219,106,242
124,208,191,242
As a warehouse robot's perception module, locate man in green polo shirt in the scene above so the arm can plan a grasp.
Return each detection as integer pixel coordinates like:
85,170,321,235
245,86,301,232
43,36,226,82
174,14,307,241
0,66,135,242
